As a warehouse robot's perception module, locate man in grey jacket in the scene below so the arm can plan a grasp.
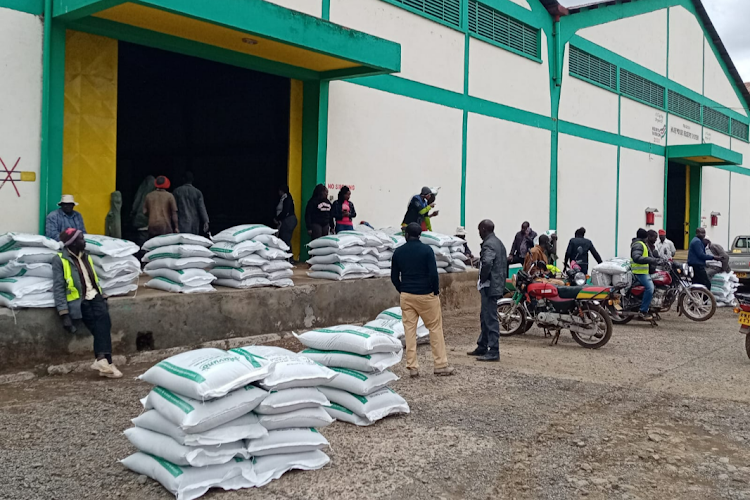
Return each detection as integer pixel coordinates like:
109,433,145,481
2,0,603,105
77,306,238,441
468,219,507,362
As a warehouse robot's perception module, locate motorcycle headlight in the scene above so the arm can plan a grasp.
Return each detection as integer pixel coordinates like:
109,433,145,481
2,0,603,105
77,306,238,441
682,263,693,278
575,272,586,286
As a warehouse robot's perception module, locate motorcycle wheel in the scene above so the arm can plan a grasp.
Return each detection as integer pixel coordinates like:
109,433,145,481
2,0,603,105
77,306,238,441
745,335,750,361
571,304,613,349
610,309,633,325
497,302,526,336
680,289,717,322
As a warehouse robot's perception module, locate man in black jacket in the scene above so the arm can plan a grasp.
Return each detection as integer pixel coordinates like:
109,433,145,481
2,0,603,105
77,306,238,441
469,219,507,362
391,223,455,378
564,227,602,274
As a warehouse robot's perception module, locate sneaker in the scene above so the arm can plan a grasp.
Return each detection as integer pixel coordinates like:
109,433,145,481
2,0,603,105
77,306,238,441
90,358,113,375
467,347,488,356
434,366,456,376
408,368,420,378
476,353,500,362
639,312,654,321
101,363,123,379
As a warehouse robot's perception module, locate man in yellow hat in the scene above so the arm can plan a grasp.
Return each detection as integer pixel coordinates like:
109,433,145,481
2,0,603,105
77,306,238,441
45,194,87,241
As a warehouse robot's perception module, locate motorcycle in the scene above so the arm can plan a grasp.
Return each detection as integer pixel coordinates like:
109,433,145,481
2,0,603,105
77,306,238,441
735,293,750,359
497,266,614,349
609,261,716,324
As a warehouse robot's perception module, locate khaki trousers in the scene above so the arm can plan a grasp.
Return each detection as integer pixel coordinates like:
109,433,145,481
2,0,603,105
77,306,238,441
400,292,448,370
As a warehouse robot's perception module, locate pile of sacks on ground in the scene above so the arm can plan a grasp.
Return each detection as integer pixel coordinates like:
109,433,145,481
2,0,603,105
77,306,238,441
710,272,740,307
306,229,396,281
365,306,431,346
85,235,140,297
591,258,632,288
418,231,469,274
142,234,217,294
0,233,60,308
210,224,294,288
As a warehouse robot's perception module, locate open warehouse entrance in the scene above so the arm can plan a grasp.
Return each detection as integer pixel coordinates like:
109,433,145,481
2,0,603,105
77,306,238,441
116,42,291,239
665,162,689,250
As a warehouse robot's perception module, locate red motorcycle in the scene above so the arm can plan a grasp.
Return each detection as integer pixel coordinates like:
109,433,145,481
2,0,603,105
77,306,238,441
497,269,614,349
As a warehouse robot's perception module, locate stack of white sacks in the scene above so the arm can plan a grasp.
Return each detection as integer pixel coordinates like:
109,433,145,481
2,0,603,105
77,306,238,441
365,306,431,346
591,258,632,288
419,231,469,274
142,234,216,294
123,347,331,499
711,272,740,307
84,235,140,297
210,224,294,289
306,230,395,280
296,323,410,426
0,233,60,308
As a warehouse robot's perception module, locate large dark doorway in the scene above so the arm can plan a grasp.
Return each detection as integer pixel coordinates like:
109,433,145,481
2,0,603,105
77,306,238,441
666,162,687,250
116,42,291,239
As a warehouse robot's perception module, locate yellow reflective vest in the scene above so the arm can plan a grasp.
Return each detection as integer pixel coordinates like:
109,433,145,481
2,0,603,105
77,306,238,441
631,241,650,275
58,253,101,302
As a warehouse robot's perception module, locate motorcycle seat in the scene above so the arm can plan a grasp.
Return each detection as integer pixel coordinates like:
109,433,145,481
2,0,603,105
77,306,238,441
556,286,585,299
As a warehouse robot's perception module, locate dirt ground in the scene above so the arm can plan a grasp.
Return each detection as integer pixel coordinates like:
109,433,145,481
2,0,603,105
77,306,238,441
2,307,750,500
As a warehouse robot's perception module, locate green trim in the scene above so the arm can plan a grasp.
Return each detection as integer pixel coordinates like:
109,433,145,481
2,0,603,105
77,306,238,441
710,164,750,176
689,164,701,236
39,0,52,234
300,80,328,260
321,0,329,20
321,67,390,81
0,0,42,13
559,121,666,157
666,143,742,166
53,0,124,20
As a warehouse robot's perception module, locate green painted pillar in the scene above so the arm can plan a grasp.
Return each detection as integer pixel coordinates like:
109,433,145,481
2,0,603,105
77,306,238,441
688,164,702,239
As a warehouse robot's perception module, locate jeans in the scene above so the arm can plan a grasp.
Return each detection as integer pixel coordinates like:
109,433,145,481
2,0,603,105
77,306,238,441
278,215,297,248
476,288,501,355
400,293,448,370
80,295,113,359
335,223,354,234
309,224,330,240
634,273,655,313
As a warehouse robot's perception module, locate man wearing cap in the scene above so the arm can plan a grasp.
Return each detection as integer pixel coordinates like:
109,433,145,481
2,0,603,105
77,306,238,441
655,229,676,261
455,226,478,267
402,187,438,231
45,195,86,241
52,228,122,378
144,176,179,237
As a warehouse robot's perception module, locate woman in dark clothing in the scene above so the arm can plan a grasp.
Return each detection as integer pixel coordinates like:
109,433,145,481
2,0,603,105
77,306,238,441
274,185,297,248
331,186,357,233
305,184,334,240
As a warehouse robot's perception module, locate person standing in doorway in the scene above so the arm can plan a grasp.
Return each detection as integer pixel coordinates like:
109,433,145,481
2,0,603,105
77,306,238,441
564,227,603,274
173,172,209,235
52,228,122,378
332,186,357,233
45,195,86,241
468,219,507,362
305,184,334,241
143,176,179,237
688,227,714,289
391,223,455,378
509,222,537,265
655,229,676,260
274,185,297,249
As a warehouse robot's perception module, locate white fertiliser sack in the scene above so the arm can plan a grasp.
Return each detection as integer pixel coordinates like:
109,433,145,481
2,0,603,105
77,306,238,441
323,368,399,396
0,276,52,298
120,452,254,500
420,232,454,247
143,233,213,251
309,263,369,276
300,349,402,373
253,234,290,251
0,261,53,279
0,232,60,251
308,245,371,256
294,325,402,355
378,250,394,262
0,291,54,309
262,260,293,273
209,240,265,260
590,269,612,287
213,224,277,244
145,278,215,294
336,231,381,247
324,403,373,426
209,266,266,281
245,428,329,457
594,259,631,275
306,253,377,265
146,268,216,286
133,411,267,446
271,278,294,288
307,271,370,281
144,257,214,272
143,245,214,262
124,427,249,467
254,387,330,415
257,407,334,431
98,272,139,290
612,272,633,288
139,348,272,400
101,283,138,297
257,248,292,261
253,450,329,488
230,345,338,391
213,278,272,289
143,385,268,434
0,247,59,264
213,255,268,268
268,269,293,281
83,235,138,257
90,254,140,275
307,234,365,250
318,386,410,422
373,307,429,338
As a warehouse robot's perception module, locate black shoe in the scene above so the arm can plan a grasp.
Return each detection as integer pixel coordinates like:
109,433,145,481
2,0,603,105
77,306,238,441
476,353,500,362
639,312,654,321
467,347,488,356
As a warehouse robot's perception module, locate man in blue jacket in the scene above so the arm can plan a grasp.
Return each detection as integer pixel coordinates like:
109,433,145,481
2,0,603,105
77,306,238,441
688,227,714,289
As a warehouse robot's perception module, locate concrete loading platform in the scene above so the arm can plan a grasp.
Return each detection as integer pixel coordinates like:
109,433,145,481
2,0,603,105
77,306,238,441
0,268,479,371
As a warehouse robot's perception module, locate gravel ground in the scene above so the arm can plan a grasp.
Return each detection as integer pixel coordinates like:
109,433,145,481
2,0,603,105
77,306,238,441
2,307,750,499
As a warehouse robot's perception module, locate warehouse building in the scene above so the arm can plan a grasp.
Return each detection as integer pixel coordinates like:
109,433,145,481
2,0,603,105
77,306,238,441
1,0,749,259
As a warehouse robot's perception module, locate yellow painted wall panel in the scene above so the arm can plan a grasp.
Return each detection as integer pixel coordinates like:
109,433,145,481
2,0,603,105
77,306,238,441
288,79,303,259
63,30,118,235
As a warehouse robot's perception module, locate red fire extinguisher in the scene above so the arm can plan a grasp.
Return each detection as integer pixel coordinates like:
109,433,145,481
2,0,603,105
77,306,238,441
711,212,720,227
645,208,658,226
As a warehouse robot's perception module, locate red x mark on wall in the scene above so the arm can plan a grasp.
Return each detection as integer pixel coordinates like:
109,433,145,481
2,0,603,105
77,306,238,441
0,157,22,197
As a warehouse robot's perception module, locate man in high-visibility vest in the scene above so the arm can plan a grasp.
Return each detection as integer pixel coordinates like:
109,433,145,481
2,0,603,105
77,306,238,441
51,228,122,378
630,228,661,321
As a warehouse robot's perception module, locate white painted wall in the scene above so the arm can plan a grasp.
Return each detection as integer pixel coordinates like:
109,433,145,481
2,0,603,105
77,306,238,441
730,172,750,242
465,113,551,254
702,128,730,149
617,149,665,257
667,6,704,95
326,81,463,235
578,9,668,77
620,99,667,147
700,167,730,247
559,43,619,134
330,0,464,93
468,32,550,117
0,8,42,234
557,134,618,260
263,0,322,17
731,136,750,159
667,115,702,146
703,39,747,117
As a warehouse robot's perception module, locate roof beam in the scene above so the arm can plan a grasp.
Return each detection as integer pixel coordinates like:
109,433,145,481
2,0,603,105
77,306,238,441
53,0,127,21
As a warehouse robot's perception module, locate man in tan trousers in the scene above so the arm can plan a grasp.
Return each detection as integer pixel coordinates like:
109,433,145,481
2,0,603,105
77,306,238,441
390,222,455,378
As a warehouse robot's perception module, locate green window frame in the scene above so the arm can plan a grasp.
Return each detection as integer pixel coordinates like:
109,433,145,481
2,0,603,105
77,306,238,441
467,0,541,62
569,46,617,92
731,118,750,142
668,90,701,124
619,68,665,110
383,0,462,30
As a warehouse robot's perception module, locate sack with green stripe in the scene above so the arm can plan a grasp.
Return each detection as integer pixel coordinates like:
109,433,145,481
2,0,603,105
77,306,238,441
133,410,267,446
82,234,138,257
120,452,254,500
322,367,398,396
0,276,53,298
373,307,429,340
253,450,329,488
0,290,54,309
142,233,212,251
142,385,269,434
142,244,214,263
257,406,334,431
230,346,337,391
139,348,272,400
300,348,402,373
143,256,214,272
319,386,410,423
0,261,53,279
0,232,60,251
213,277,273,289
213,224,277,244
0,246,58,264
124,427,249,467
145,277,216,294
209,266,266,281
209,240,265,260
294,325,402,355
419,231,456,247
307,233,365,250
324,402,373,426
145,268,216,287
254,387,330,415
245,427,329,457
